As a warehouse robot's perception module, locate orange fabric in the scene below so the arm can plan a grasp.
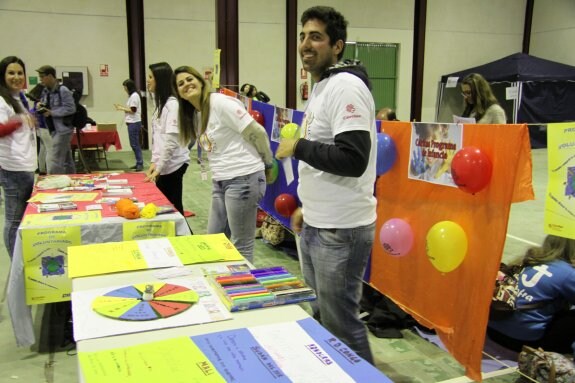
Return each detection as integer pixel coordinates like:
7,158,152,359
371,122,533,381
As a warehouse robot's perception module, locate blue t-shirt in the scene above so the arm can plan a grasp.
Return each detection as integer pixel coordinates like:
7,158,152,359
488,260,575,341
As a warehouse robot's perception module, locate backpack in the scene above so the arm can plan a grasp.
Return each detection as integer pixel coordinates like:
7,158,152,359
56,86,88,129
490,263,547,320
518,345,575,383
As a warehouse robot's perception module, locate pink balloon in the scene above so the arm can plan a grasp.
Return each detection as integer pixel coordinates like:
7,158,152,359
379,218,414,257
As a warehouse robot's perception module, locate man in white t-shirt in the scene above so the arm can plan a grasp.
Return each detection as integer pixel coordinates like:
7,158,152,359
276,6,377,364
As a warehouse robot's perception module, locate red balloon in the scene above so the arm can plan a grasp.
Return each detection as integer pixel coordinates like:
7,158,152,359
256,209,267,228
274,193,298,218
249,110,265,126
451,147,492,194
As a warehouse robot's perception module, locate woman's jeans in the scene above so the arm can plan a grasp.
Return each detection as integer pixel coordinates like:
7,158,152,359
0,169,34,258
208,171,266,263
127,122,143,167
299,221,376,364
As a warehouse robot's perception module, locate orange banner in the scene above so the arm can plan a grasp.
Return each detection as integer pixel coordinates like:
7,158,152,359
371,122,533,381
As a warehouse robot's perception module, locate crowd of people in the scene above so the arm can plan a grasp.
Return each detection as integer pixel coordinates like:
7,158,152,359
0,5,571,369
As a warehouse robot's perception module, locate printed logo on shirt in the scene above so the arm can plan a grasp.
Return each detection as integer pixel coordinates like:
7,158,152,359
343,103,362,120
346,104,356,113
235,108,247,119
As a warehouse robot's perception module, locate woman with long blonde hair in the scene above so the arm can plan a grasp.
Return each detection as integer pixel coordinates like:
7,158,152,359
173,66,273,263
461,73,506,123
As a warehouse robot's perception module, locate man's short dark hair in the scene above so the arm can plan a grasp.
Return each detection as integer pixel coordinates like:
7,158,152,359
36,65,56,77
301,6,348,60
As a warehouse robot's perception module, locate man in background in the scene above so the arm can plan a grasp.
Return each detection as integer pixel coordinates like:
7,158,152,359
37,65,76,174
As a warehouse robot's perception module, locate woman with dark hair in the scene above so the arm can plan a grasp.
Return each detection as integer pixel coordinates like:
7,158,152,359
144,62,190,216
488,235,575,356
115,79,143,171
461,73,506,123
174,66,273,262
0,56,36,258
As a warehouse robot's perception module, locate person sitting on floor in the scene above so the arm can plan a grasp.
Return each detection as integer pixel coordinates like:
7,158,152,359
487,234,575,357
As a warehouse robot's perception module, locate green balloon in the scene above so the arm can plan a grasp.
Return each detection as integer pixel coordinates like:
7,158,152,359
267,158,279,184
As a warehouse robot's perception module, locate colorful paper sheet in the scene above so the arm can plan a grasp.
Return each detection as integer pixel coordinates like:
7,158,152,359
68,238,184,278
77,318,390,383
22,226,82,304
78,336,225,383
28,192,99,203
22,210,102,226
168,233,244,264
122,221,176,241
545,122,575,240
72,277,232,341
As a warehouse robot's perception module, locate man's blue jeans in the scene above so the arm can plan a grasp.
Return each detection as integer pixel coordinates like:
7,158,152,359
208,171,266,263
0,169,34,258
50,130,75,174
127,122,143,167
299,221,376,364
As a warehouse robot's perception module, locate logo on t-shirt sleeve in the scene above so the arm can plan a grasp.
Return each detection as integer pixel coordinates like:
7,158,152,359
344,104,361,120
235,108,247,119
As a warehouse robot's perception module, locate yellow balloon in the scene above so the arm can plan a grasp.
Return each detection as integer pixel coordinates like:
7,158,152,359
280,123,299,139
426,221,468,273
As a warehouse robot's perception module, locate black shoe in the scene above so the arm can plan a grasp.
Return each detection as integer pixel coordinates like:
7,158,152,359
135,166,143,171
129,165,137,170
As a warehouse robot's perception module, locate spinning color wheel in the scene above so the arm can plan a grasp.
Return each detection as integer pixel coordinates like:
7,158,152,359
92,282,199,321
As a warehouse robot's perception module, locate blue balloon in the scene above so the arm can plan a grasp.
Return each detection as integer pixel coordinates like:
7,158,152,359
376,133,397,175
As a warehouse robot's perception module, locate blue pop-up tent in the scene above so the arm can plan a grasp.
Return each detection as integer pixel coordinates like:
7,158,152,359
436,52,575,124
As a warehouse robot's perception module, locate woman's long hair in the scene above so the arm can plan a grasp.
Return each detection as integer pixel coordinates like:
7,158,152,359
523,235,575,267
0,56,26,114
173,66,212,146
461,73,500,121
148,62,175,117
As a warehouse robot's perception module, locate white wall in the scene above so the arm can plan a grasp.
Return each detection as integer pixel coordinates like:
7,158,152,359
239,0,286,107
0,1,129,140
423,0,526,122
296,1,414,117
530,0,575,66
143,0,215,146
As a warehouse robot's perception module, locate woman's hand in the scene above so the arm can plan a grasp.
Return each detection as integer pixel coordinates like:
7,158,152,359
290,207,303,234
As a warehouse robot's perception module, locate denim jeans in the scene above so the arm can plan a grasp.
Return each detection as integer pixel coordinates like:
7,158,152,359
299,221,376,364
0,169,34,258
50,130,75,174
208,171,266,263
127,122,143,167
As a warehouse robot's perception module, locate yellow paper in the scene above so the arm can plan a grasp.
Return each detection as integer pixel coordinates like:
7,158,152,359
545,122,575,240
22,226,82,304
22,210,101,227
78,336,225,383
169,233,244,264
123,221,175,241
212,49,221,89
28,192,99,203
68,241,146,278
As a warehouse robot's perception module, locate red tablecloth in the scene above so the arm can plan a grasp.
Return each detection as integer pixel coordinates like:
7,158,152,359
71,129,122,151
27,173,173,218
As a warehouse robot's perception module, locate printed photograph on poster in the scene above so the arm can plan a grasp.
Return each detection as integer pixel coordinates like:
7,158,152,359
408,122,463,187
271,106,293,143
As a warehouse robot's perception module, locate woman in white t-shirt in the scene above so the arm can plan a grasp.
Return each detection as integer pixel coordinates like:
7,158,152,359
173,66,273,262
144,62,190,216
0,56,37,258
114,79,143,171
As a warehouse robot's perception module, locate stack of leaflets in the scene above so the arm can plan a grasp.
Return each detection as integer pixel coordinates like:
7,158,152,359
209,266,316,312
37,202,78,212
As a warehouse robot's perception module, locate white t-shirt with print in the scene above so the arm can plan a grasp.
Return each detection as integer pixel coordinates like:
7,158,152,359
125,92,141,124
0,96,37,172
298,72,377,228
201,93,264,181
150,97,189,175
